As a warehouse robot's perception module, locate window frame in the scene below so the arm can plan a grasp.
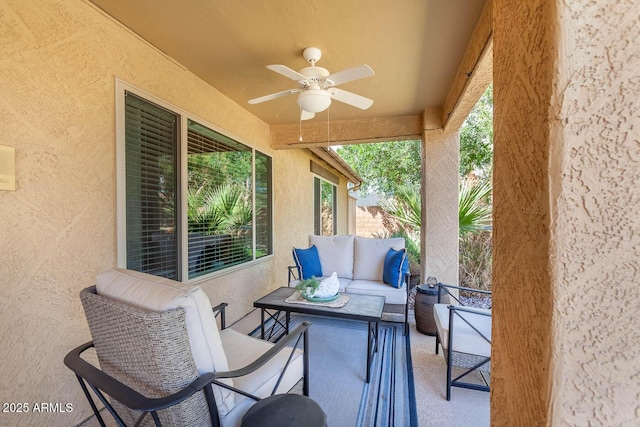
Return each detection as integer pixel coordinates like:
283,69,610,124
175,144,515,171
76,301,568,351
115,79,273,282
313,175,338,236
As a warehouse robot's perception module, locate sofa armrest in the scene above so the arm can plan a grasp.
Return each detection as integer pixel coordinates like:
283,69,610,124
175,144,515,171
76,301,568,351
212,321,312,398
64,342,220,424
404,272,412,296
288,265,300,285
436,283,492,305
211,302,228,330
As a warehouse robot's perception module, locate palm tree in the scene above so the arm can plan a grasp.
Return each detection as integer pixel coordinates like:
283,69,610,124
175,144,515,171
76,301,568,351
379,179,492,238
187,183,252,236
458,179,492,236
380,180,493,290
378,185,421,231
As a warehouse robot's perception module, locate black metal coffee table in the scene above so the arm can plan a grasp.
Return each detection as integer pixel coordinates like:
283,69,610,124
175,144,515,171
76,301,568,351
254,287,385,383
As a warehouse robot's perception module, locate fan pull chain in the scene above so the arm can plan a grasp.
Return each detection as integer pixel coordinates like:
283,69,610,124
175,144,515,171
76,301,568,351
299,108,303,142
327,106,330,147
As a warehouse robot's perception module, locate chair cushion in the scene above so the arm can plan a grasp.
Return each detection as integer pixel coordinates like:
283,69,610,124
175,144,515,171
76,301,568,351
353,236,405,281
383,248,410,288
346,279,407,305
220,328,305,427
433,303,492,358
309,235,355,279
96,268,235,414
292,245,322,280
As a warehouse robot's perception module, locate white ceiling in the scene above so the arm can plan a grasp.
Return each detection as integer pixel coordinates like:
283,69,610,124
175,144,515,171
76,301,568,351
90,0,487,125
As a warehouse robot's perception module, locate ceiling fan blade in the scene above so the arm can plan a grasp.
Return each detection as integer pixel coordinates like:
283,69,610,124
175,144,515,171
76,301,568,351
301,110,315,120
328,88,374,110
248,89,298,105
266,64,307,82
324,64,374,87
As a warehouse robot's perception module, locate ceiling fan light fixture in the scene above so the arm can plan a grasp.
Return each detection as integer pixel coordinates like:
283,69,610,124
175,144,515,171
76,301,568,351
248,48,374,118
297,89,331,113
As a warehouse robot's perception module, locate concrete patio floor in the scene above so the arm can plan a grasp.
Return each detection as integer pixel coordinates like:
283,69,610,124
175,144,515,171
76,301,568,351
230,307,490,427
407,310,490,427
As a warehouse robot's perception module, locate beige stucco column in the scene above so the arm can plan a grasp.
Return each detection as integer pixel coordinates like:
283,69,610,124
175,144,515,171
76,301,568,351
493,1,640,425
420,131,459,285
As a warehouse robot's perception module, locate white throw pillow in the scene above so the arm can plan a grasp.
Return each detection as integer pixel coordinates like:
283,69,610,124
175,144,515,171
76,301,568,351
308,235,355,279
95,268,234,415
353,236,405,281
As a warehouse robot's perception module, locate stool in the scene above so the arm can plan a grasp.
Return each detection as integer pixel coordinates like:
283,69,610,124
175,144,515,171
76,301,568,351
240,394,327,427
414,284,448,335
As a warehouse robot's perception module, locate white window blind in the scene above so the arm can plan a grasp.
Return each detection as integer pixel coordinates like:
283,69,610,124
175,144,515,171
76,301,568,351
124,93,179,279
255,151,273,258
186,120,254,278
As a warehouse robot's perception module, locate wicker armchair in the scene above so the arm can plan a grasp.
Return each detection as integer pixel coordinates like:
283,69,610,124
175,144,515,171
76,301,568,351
433,283,491,401
65,270,310,427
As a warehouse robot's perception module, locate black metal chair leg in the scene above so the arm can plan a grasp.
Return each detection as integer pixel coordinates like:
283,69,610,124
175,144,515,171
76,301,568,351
77,376,108,427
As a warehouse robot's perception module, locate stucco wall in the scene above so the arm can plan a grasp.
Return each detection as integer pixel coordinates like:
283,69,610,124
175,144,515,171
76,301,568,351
551,1,640,424
0,1,349,425
420,132,460,285
492,2,554,424
335,175,350,236
493,0,640,425
272,148,315,278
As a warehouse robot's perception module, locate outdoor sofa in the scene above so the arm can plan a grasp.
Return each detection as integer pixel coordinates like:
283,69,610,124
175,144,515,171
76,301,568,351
289,235,412,333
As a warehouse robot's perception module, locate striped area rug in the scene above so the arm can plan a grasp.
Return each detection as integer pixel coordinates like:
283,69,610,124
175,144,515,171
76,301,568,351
250,314,417,427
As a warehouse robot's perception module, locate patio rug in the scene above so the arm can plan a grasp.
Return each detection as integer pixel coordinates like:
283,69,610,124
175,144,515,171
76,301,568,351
248,314,418,427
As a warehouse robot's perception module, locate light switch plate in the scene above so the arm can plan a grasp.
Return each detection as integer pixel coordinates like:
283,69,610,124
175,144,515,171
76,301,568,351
0,145,16,191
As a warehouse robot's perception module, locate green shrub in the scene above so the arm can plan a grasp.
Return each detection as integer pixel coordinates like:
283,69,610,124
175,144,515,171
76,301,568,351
459,230,492,292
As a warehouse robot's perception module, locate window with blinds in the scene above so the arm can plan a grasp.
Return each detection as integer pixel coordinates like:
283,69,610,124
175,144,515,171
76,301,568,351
314,177,337,236
187,120,254,278
122,89,272,281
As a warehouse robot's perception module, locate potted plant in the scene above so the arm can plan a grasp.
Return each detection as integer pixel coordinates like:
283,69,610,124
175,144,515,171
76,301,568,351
295,277,321,299
295,273,339,302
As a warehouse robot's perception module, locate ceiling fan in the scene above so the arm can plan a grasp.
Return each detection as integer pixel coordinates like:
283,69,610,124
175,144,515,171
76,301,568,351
248,47,375,120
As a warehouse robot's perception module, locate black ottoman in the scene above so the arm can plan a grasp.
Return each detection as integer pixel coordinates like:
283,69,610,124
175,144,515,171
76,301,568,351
240,394,327,427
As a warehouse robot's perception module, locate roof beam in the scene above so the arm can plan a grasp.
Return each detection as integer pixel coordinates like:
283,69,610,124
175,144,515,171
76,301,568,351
441,0,493,132
309,147,362,185
271,113,439,149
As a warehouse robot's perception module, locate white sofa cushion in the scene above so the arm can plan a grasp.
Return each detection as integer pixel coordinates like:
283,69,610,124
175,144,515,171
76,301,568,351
433,304,491,358
346,279,407,305
309,234,355,279
95,268,235,414
220,328,305,427
353,236,405,281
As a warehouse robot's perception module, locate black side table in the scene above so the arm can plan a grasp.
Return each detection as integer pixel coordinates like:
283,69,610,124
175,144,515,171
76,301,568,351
414,284,445,335
240,394,327,427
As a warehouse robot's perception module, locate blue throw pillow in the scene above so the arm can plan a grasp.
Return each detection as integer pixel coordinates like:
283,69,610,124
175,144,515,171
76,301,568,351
383,248,409,288
292,245,322,280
